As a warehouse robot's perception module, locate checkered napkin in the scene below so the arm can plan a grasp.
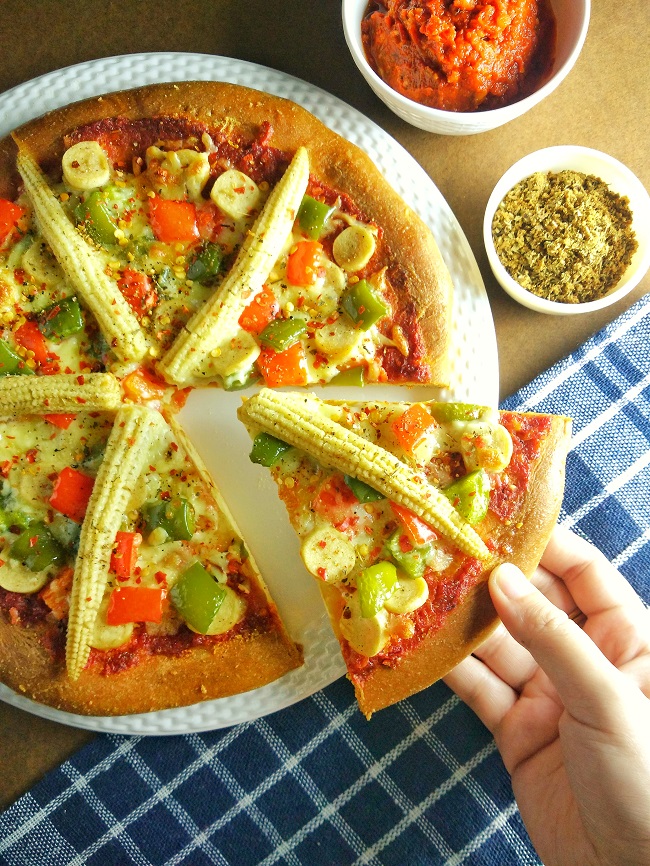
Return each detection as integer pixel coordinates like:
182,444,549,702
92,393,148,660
1,295,649,866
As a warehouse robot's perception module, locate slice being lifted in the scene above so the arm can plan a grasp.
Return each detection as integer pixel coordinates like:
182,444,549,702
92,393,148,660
239,389,571,717
0,384,301,715
1,80,453,389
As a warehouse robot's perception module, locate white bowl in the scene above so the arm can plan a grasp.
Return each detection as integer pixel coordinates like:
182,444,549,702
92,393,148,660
483,146,650,314
342,0,590,136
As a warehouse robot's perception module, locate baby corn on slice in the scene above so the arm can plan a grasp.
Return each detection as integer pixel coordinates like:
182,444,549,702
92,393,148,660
0,372,122,417
158,146,310,387
239,390,490,560
66,405,167,680
15,147,150,363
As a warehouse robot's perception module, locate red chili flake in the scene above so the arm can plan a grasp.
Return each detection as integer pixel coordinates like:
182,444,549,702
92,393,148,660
29,536,38,548
25,449,37,464
154,571,167,584
75,397,87,404
77,375,85,386
0,559,5,567
317,567,327,580
317,540,327,549
160,491,171,501
170,441,179,452
0,461,13,478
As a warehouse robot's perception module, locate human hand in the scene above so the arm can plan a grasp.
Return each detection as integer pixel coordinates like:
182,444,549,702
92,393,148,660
444,526,650,866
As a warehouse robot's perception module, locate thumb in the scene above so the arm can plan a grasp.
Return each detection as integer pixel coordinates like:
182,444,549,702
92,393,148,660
489,562,629,728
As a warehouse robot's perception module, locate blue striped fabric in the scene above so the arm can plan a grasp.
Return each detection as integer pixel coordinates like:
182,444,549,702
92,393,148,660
1,295,649,866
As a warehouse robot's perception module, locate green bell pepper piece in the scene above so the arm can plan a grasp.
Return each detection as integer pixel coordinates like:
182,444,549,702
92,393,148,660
430,402,486,424
341,279,388,330
74,190,117,246
40,296,84,341
0,339,34,376
186,242,223,282
249,432,292,467
327,366,365,387
357,561,398,618
297,195,334,240
221,365,260,392
142,495,196,541
442,469,491,525
344,475,384,503
385,528,431,580
170,561,226,633
10,522,64,572
258,318,306,352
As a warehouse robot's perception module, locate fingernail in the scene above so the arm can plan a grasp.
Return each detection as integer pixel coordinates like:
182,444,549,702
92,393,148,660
492,563,532,599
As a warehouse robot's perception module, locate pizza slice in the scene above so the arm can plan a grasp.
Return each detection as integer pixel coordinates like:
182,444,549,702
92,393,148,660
238,389,571,717
0,377,301,715
1,80,453,390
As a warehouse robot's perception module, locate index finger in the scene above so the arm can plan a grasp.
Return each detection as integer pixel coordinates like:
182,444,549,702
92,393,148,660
541,526,648,619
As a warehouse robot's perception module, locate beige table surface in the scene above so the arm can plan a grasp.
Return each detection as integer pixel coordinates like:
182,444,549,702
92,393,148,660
0,0,648,811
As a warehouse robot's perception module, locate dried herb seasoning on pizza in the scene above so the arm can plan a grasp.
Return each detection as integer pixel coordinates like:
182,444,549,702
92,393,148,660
239,389,571,717
0,379,301,715
0,80,453,391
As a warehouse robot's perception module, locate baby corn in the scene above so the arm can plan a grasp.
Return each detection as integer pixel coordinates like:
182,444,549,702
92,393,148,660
239,390,490,560
15,147,150,363
0,372,122,417
158,146,310,387
66,405,167,680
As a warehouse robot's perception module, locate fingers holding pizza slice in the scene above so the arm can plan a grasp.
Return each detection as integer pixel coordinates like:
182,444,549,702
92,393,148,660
238,389,571,718
1,81,453,391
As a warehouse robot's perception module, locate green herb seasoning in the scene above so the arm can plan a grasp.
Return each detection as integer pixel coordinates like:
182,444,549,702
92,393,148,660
492,170,638,303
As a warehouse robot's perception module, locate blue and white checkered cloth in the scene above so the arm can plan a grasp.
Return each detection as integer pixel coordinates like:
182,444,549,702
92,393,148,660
1,295,649,866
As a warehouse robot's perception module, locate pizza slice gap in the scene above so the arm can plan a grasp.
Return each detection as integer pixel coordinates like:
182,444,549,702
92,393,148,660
238,389,571,718
4,81,453,391
0,379,301,716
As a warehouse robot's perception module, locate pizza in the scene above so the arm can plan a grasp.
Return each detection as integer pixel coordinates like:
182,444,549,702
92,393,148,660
238,389,571,717
0,80,454,391
0,80,569,719
0,375,301,715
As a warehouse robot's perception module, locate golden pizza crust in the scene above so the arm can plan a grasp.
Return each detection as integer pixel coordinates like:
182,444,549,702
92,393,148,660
0,609,302,716
4,80,453,386
321,413,572,718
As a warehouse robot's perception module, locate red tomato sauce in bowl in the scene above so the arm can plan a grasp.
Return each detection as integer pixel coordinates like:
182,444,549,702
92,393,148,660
362,0,556,113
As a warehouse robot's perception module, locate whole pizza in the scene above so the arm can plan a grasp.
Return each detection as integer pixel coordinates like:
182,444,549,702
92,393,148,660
0,81,570,717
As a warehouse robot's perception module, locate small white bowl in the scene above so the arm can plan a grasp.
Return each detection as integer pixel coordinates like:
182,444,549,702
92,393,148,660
483,146,650,314
342,0,590,136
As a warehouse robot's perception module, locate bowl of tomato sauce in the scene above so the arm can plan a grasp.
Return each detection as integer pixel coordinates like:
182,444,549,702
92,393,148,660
342,0,590,135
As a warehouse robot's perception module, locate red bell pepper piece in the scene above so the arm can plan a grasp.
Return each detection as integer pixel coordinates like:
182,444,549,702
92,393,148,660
44,413,77,430
391,403,437,453
117,268,158,316
390,502,437,546
49,466,95,523
121,367,169,403
148,196,199,243
238,286,280,335
110,531,142,578
106,585,164,625
257,342,308,387
286,240,323,286
14,320,49,365
0,200,25,245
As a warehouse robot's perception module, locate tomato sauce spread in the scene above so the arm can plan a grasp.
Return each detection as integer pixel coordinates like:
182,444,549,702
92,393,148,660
362,0,556,112
490,412,551,520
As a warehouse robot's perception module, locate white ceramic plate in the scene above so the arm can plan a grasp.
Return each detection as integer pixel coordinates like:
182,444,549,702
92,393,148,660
0,53,497,734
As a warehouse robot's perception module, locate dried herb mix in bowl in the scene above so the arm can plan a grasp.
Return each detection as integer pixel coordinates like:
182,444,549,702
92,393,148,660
491,170,638,303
